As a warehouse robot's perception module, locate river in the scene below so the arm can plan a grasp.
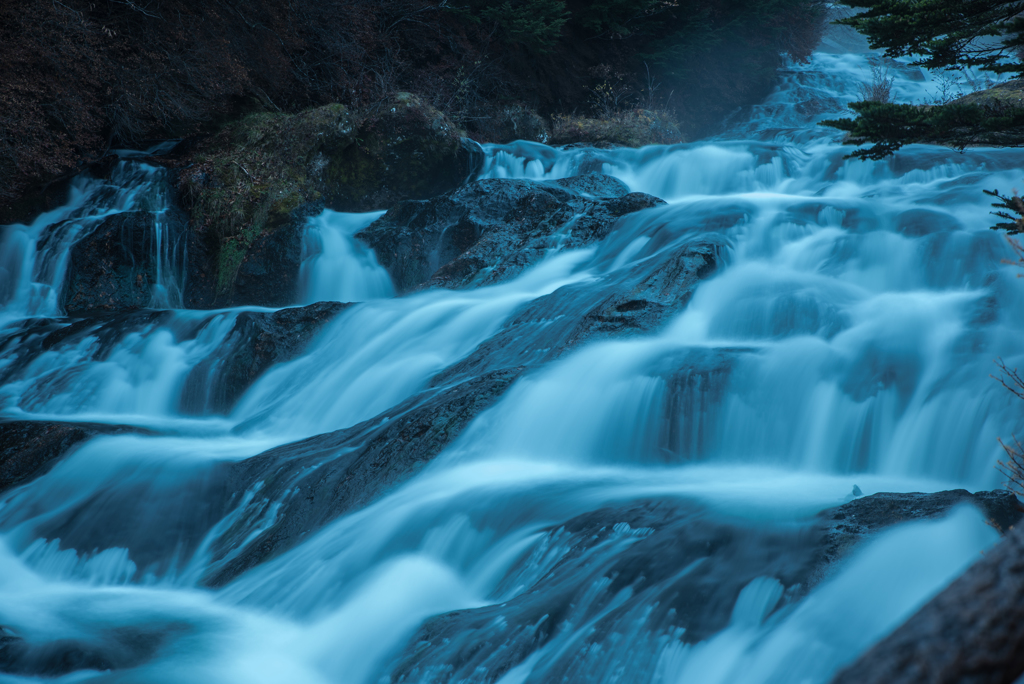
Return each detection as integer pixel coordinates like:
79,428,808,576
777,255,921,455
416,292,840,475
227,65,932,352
0,42,1021,684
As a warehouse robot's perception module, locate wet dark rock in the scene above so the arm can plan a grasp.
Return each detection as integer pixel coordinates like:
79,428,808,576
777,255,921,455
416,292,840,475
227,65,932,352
387,490,1022,684
203,367,524,586
829,503,1024,684
357,176,666,294
181,301,351,414
0,623,177,677
553,174,630,198
61,208,187,314
0,421,147,494
430,234,724,387
814,489,1022,587
390,499,823,684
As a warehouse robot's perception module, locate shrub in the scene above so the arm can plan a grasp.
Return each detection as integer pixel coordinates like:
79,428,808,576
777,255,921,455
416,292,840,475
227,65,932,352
996,358,1024,500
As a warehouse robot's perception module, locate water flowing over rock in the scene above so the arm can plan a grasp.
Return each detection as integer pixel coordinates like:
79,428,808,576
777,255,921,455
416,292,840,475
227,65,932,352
62,208,188,314
830,518,1024,684
389,491,1022,684
357,175,665,293
0,421,145,494
180,96,482,307
181,302,352,415
1,47,1024,684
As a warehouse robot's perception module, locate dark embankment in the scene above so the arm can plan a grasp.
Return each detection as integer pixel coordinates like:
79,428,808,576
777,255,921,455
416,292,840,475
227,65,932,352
0,0,827,216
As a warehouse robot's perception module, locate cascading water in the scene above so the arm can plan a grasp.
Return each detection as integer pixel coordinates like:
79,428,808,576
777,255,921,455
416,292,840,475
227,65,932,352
0,45,1021,684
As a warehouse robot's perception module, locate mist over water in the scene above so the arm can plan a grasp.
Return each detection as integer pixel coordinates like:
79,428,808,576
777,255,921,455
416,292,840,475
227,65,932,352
0,46,1021,683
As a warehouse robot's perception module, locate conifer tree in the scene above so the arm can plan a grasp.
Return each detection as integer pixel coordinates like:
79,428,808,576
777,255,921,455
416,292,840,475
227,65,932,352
826,1,1024,159
838,0,1024,76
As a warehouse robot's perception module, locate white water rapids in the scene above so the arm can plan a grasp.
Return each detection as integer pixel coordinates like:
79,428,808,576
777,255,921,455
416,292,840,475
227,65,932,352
0,44,1022,683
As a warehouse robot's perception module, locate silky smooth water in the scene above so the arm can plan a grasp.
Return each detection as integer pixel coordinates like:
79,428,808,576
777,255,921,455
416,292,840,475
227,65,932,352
0,47,1021,684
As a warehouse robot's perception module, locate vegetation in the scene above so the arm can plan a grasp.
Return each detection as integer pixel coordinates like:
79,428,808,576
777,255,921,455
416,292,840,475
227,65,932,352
825,0,1024,159
838,0,1024,75
996,359,1024,500
0,0,827,213
447,0,570,52
825,99,1024,159
550,110,683,147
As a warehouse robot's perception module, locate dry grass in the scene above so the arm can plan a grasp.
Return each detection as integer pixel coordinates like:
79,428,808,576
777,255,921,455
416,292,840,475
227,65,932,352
995,358,1024,501
549,109,683,147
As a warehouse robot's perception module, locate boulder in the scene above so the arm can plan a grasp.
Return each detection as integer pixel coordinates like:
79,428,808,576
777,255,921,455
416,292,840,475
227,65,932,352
179,96,481,307
828,493,1024,684
356,175,666,294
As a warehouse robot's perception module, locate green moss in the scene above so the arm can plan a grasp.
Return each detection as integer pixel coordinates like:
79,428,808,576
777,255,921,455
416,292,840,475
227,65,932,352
181,95,468,301
216,239,247,294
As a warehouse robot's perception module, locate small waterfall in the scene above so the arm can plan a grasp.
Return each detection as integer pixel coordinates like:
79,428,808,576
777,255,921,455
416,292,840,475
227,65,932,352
0,159,186,321
299,210,393,303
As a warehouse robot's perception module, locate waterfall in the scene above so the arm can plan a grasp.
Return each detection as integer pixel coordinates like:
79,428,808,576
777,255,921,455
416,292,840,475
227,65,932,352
0,49,1021,684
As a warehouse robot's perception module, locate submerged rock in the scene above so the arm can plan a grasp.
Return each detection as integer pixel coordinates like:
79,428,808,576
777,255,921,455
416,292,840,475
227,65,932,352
0,622,177,677
387,490,1023,684
357,175,665,294
0,421,145,494
179,95,481,307
204,367,523,586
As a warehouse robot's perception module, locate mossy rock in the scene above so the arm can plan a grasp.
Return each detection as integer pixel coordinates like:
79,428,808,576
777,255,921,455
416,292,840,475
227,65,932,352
179,95,482,306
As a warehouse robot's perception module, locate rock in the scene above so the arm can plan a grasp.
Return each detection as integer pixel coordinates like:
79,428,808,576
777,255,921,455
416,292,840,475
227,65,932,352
0,622,174,677
216,203,314,309
179,96,481,307
814,489,1023,585
357,176,666,294
829,500,1024,684
203,367,523,586
386,490,1022,684
553,173,630,198
180,301,351,414
388,499,822,684
429,233,725,387
0,421,145,495
61,207,187,314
